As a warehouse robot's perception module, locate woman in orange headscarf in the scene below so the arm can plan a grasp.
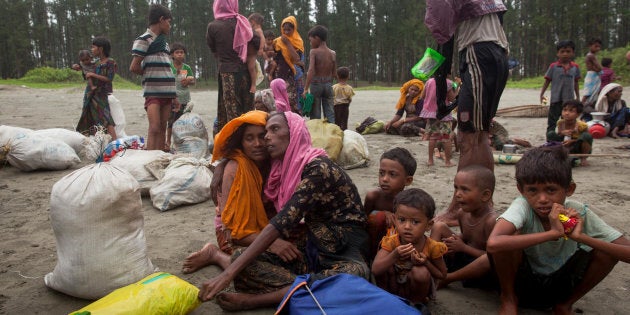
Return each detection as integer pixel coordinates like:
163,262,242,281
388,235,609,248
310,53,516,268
384,79,427,136
271,16,305,113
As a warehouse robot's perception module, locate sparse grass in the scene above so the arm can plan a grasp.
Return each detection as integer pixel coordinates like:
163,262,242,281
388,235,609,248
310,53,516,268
0,66,140,90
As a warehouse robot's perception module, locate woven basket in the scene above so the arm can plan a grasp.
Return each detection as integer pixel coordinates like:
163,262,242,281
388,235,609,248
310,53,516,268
496,105,549,118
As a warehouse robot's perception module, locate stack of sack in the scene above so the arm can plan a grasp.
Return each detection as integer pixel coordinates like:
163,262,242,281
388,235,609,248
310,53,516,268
306,119,369,169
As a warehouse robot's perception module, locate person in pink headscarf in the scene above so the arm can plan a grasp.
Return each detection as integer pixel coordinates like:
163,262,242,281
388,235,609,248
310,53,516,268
270,78,290,112
206,0,258,135
198,111,369,311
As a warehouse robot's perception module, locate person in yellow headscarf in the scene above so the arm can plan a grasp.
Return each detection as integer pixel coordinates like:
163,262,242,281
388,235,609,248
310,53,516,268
182,110,299,274
271,16,305,113
384,79,427,136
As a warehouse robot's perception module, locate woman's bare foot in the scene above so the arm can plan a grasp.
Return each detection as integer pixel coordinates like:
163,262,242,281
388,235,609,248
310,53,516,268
216,292,256,311
182,243,222,274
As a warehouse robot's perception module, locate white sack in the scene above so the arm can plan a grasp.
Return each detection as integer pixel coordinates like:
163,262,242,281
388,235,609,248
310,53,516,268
337,130,370,170
171,112,208,159
108,94,127,138
150,157,213,211
33,128,87,154
7,133,80,171
108,149,170,195
0,125,33,145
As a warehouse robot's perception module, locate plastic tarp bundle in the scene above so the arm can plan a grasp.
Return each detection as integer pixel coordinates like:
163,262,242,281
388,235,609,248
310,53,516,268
306,119,344,161
108,94,127,138
45,163,155,300
337,130,370,170
6,133,80,171
69,272,200,315
276,274,421,315
171,112,209,159
32,128,87,154
108,149,171,195
149,157,213,211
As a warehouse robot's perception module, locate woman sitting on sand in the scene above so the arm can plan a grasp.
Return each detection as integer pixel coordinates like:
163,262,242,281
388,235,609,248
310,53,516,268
182,110,301,273
594,83,630,138
197,111,369,311
384,79,426,136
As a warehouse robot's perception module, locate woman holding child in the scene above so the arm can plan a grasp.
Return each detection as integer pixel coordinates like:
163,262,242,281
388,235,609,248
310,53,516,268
198,111,369,311
272,16,305,113
594,83,629,138
385,79,426,136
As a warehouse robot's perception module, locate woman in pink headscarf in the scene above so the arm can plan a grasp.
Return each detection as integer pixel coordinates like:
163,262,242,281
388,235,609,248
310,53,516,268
206,0,256,135
270,78,291,112
199,111,369,311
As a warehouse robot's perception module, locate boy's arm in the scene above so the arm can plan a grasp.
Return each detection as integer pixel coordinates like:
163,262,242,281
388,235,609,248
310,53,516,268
540,79,551,103
130,56,144,75
371,248,397,276
574,79,580,100
568,215,630,263
302,49,316,97
486,217,564,253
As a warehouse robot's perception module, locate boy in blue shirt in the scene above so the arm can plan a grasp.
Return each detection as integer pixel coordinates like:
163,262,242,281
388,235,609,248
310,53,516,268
540,40,581,138
487,146,630,314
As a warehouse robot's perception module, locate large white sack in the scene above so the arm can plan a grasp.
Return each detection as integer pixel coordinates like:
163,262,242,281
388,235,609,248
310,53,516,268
0,125,33,145
7,133,80,171
108,94,127,138
108,149,170,195
33,128,87,154
171,112,208,159
150,157,213,211
44,163,156,299
337,130,370,170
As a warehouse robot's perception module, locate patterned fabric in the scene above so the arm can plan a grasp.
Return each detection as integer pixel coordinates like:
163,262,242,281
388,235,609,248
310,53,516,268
132,29,176,98
76,59,117,135
215,70,254,135
380,233,447,284
582,70,601,105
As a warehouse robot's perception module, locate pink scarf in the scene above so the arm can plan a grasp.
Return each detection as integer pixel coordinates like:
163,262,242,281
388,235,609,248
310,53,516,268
271,78,291,112
264,112,327,211
213,0,252,63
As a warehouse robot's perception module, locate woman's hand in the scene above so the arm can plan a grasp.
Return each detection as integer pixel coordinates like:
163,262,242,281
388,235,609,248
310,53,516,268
199,272,232,302
268,238,302,262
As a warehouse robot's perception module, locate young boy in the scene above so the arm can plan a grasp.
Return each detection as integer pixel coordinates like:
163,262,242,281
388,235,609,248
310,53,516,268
371,188,447,305
431,165,498,289
364,147,416,261
166,42,195,151
546,100,592,166
487,146,629,314
581,38,603,106
302,25,336,123
130,4,178,151
71,49,96,95
540,40,581,137
600,57,619,89
332,66,354,130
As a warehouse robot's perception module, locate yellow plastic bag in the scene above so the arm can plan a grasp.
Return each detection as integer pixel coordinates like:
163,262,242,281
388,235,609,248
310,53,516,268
69,272,201,315
306,119,343,161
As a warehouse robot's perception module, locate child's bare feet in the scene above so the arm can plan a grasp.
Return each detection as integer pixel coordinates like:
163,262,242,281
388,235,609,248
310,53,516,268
442,161,456,167
182,243,220,274
580,158,589,166
427,160,434,166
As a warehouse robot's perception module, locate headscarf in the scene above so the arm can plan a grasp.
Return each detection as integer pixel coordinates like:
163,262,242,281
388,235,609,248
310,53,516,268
211,110,269,239
273,16,304,74
213,0,253,63
396,79,425,110
271,78,291,112
264,112,327,211
595,83,624,114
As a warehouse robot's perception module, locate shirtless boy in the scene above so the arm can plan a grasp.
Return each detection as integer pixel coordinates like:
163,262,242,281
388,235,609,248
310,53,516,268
302,25,336,122
431,165,498,289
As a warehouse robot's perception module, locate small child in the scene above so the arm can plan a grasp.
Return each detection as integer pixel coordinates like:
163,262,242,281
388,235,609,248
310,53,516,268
546,100,592,166
540,40,581,137
303,25,336,123
166,42,195,151
487,146,630,314
600,57,619,89
420,78,457,167
263,30,277,82
364,147,417,261
246,33,262,94
371,188,447,305
332,66,354,130
130,4,179,151
248,13,265,58
71,50,97,95
430,165,498,289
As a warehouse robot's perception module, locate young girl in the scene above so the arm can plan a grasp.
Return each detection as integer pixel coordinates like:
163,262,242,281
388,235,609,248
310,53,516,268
384,79,426,136
420,78,458,166
371,188,447,305
75,37,117,140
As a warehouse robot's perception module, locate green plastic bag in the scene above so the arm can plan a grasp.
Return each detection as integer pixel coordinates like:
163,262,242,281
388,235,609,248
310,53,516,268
411,48,445,81
300,93,314,116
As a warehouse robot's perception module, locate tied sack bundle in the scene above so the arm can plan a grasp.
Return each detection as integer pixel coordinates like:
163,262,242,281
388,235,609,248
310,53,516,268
150,157,213,211
337,130,370,170
108,149,171,196
6,133,80,171
171,112,209,159
45,163,156,300
306,119,343,161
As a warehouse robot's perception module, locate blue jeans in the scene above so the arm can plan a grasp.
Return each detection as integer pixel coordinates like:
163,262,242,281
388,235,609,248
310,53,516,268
310,81,335,123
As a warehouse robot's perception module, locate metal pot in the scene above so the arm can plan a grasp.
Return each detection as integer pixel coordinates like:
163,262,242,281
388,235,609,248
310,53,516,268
590,111,609,122
502,144,517,153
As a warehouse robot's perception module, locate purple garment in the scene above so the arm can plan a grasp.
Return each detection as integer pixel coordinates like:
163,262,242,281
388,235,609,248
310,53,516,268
424,0,507,44
600,67,614,90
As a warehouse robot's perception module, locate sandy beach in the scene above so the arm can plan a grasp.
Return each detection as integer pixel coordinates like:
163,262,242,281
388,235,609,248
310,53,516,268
1,84,629,314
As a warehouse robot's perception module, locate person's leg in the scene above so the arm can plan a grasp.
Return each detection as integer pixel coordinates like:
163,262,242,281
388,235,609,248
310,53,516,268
310,82,323,119
547,102,563,136
458,131,494,170
234,69,255,120
443,135,455,167
427,138,436,166
441,254,491,287
182,243,231,274
247,57,257,93
579,132,593,166
491,250,522,315
322,82,335,123
554,250,618,314
145,99,161,150
106,125,117,142
216,286,290,311
215,73,227,135
407,266,432,304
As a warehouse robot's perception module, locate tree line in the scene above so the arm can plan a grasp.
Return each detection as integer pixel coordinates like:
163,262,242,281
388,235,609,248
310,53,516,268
1,0,629,84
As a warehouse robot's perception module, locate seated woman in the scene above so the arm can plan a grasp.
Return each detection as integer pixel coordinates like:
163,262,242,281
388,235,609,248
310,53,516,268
384,79,426,136
198,111,369,311
182,110,299,273
595,83,629,138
